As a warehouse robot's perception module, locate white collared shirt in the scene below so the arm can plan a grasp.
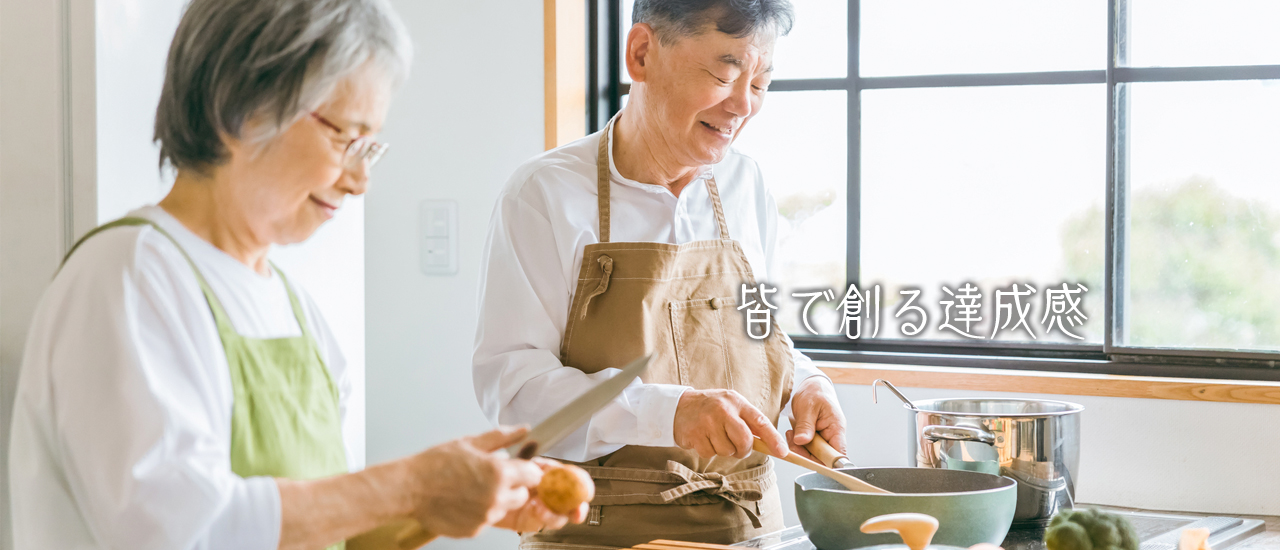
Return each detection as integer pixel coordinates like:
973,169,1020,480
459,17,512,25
8,206,357,550
473,124,828,462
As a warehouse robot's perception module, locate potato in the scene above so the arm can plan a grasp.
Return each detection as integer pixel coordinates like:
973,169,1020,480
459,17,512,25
537,463,595,515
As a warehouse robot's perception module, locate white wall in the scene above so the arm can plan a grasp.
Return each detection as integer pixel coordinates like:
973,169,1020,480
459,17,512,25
363,0,544,548
94,0,182,222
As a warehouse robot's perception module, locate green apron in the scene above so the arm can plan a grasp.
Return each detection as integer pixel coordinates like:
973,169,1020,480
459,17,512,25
66,217,349,549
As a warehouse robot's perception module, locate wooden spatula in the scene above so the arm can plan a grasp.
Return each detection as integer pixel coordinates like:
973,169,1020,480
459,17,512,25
752,437,891,494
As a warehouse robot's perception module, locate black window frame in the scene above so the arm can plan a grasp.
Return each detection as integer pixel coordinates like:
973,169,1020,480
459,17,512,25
588,0,1280,382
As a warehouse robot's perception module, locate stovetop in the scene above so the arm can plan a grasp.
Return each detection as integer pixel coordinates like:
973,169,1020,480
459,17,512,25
732,510,1267,550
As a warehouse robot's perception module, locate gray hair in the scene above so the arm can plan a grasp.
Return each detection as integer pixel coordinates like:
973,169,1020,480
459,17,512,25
632,0,794,45
155,0,412,173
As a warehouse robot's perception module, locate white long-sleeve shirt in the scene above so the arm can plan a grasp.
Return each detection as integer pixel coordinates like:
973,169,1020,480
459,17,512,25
8,206,358,550
473,125,828,463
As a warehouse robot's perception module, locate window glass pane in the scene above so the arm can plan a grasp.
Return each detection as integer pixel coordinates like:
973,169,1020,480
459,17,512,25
771,0,847,80
1124,80,1280,351
861,85,1106,343
732,91,848,336
860,0,1106,77
1126,0,1280,68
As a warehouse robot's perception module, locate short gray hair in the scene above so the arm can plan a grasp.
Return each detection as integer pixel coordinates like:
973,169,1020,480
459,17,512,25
155,0,412,173
632,0,794,45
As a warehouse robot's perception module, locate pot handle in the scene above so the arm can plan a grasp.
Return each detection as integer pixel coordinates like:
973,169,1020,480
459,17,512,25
922,425,996,445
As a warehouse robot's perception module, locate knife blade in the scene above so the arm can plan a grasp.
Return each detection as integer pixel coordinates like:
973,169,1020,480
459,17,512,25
505,354,651,459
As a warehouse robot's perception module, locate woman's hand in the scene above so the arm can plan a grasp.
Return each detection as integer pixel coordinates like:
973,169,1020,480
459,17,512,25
494,458,591,533
405,426,544,539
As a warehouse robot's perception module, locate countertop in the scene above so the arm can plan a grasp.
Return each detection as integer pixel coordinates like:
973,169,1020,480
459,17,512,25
734,504,1276,550
1089,505,1279,550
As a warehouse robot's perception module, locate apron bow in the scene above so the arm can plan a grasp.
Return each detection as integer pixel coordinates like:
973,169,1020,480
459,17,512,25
658,461,766,528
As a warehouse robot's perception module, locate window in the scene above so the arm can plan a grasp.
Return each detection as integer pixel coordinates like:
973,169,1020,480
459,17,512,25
591,0,1280,380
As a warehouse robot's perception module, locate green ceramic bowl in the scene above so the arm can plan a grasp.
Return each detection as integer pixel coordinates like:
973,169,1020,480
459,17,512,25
795,468,1017,550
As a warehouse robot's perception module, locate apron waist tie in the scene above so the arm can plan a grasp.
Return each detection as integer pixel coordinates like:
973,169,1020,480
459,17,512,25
581,460,772,528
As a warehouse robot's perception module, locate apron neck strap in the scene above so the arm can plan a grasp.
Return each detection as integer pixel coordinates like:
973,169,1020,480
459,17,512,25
596,114,733,243
63,216,236,331
271,264,316,342
62,216,316,340
703,176,731,240
597,115,615,243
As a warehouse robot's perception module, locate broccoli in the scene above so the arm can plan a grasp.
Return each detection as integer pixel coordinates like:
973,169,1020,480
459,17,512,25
1044,509,1139,550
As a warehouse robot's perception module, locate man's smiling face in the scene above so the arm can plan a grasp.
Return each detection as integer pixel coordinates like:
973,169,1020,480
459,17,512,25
638,24,776,167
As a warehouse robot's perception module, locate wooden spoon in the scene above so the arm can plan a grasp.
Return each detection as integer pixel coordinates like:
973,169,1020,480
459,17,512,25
752,437,892,494
803,432,851,469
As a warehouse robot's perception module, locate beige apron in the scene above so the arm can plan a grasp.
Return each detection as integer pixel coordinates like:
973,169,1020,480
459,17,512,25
522,117,795,550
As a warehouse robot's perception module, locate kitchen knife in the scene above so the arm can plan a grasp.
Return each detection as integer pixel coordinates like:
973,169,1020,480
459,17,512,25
392,354,652,549
504,353,652,459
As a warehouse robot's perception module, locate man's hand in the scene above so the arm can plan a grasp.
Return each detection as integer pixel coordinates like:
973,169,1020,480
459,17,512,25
673,389,787,459
787,377,847,462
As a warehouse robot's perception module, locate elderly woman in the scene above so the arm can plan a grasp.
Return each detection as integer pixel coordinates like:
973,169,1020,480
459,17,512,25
473,0,845,547
8,1,582,549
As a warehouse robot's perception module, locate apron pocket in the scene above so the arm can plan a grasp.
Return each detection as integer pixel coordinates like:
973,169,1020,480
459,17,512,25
667,297,737,389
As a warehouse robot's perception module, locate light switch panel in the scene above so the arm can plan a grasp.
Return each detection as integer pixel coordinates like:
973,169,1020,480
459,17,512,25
419,200,458,275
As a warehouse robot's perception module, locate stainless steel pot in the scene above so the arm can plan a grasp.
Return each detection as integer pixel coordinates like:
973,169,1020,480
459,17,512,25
904,397,1083,526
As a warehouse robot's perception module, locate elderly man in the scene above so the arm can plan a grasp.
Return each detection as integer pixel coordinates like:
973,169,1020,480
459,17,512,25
474,0,845,547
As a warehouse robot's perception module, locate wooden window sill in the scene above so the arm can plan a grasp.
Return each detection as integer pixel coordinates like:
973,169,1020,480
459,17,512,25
816,361,1280,405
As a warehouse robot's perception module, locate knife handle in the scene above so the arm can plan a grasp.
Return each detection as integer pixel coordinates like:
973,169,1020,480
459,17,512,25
804,432,848,469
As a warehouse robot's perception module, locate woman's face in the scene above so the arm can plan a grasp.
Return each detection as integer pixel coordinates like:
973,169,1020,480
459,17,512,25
223,71,391,245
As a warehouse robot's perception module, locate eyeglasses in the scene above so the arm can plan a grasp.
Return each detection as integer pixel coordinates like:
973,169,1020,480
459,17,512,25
309,112,389,171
